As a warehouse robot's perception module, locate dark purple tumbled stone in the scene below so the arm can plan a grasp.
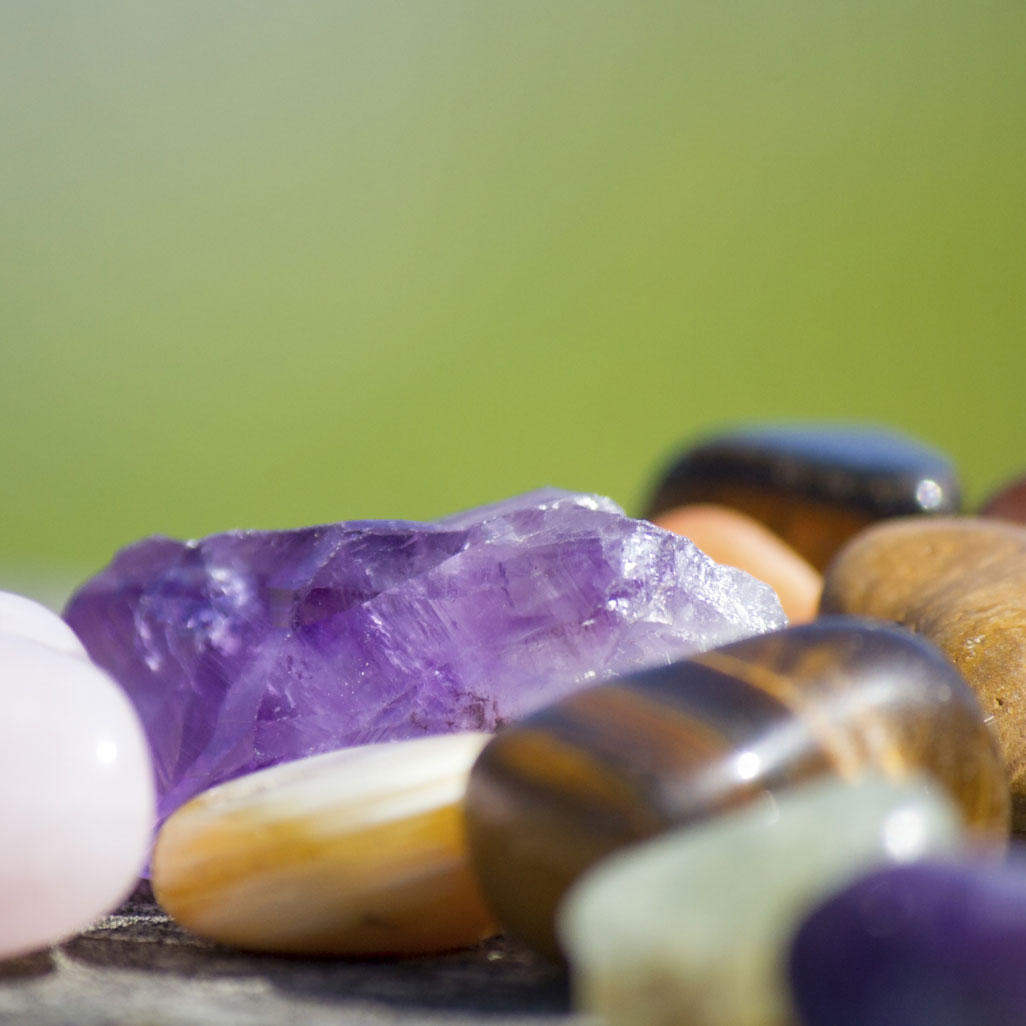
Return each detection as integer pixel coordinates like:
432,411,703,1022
789,857,1026,1026
64,489,785,824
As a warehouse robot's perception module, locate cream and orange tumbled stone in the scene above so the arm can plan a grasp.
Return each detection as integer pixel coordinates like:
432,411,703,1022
152,732,497,956
652,504,822,622
821,516,1026,828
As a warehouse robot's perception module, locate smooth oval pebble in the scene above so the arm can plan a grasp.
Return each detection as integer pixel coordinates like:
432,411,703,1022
0,633,155,959
790,856,1026,1026
152,732,498,956
651,503,822,622
980,473,1026,525
645,424,960,570
465,618,1007,957
558,774,966,1026
820,516,1026,829
0,589,86,657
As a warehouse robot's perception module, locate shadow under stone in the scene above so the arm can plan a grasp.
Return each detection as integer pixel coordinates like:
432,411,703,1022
61,887,570,1017
0,949,56,982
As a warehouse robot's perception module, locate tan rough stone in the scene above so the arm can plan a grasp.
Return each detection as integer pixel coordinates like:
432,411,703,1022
821,516,1026,827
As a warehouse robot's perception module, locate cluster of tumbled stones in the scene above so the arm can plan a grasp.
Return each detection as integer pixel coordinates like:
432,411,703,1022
6,422,1026,1025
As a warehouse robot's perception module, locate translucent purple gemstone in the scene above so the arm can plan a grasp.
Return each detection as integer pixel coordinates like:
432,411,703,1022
64,489,785,823
789,857,1026,1026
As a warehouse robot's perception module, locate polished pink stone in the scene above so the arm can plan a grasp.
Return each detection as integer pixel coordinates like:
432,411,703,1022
0,626,154,959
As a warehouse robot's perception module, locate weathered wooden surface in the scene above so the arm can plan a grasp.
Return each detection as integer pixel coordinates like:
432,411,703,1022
0,884,583,1026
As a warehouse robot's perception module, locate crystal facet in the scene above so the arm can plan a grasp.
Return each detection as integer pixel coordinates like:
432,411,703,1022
64,489,786,823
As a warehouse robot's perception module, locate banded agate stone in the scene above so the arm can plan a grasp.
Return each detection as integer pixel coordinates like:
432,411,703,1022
153,733,495,956
644,424,960,570
465,618,1007,957
820,517,1026,829
559,775,966,1026
64,489,785,824
790,857,1026,1026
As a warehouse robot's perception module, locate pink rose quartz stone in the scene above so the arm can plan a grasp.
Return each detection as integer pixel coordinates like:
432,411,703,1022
0,595,155,960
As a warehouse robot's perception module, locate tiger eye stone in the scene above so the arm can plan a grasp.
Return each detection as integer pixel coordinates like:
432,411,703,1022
820,516,1026,830
651,504,822,622
645,425,960,570
980,473,1026,525
464,618,1007,957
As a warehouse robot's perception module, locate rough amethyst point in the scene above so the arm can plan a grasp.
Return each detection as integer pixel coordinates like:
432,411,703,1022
64,488,785,825
789,858,1026,1026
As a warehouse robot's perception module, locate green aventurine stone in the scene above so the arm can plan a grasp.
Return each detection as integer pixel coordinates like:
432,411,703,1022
557,774,966,1026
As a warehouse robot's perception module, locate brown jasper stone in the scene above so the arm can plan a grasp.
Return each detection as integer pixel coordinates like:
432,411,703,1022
980,474,1026,525
464,619,1007,958
820,516,1026,830
645,425,961,570
652,503,822,622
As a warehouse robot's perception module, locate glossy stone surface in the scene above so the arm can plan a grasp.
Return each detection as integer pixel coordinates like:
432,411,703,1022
153,732,495,956
0,632,155,959
465,618,1007,956
558,775,965,1026
652,503,821,622
645,424,960,570
64,488,786,826
0,589,86,657
790,856,1026,1026
980,474,1026,525
821,516,1026,829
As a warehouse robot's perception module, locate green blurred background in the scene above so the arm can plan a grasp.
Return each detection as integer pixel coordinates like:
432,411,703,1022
3,2,1025,606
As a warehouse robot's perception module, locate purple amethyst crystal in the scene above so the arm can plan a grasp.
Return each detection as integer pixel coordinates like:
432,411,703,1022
64,489,785,822
789,857,1026,1026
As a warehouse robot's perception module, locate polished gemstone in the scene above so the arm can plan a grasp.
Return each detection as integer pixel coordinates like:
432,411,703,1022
0,589,86,658
558,775,965,1026
644,424,960,570
64,488,785,824
790,857,1026,1026
980,474,1026,525
465,618,1007,957
652,503,821,622
0,631,154,959
153,732,495,956
820,516,1026,829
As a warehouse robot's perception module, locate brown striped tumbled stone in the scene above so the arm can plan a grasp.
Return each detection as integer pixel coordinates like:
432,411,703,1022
464,618,1007,957
645,425,960,570
820,516,1026,830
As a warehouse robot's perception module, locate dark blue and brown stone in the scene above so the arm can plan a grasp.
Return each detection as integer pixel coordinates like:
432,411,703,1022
464,618,1007,957
644,425,961,570
820,515,1026,830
